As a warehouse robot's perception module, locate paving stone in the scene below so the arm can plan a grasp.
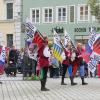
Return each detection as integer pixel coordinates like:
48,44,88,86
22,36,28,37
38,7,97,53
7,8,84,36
0,74,100,100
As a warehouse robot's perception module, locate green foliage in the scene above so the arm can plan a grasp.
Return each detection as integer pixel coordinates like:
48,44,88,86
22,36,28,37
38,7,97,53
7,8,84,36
88,0,100,23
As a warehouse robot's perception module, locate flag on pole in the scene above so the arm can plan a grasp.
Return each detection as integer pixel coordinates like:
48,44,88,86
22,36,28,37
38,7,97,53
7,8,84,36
25,22,37,37
25,22,44,49
89,27,96,37
33,31,45,49
64,29,71,47
82,27,100,73
25,22,37,45
64,30,76,50
0,46,6,75
92,34,100,55
52,30,63,62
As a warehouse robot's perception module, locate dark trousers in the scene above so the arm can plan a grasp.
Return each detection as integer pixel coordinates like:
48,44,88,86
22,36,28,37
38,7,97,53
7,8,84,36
61,64,68,83
41,67,48,80
62,64,68,78
23,61,32,77
5,67,17,76
40,67,48,88
49,66,54,78
53,68,59,77
31,59,37,75
23,66,32,77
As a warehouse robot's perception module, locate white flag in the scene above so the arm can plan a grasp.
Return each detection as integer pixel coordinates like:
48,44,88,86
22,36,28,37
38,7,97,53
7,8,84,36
53,30,61,46
89,27,96,37
0,46,6,64
64,29,71,46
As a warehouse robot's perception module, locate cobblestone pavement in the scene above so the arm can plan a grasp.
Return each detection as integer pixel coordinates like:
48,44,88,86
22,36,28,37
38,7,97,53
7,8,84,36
0,74,100,100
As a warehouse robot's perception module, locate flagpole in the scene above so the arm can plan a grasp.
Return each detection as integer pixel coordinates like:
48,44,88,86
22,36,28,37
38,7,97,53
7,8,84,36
37,30,45,41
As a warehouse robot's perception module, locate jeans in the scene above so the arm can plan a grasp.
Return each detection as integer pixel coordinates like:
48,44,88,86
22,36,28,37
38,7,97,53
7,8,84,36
68,65,73,77
79,65,85,77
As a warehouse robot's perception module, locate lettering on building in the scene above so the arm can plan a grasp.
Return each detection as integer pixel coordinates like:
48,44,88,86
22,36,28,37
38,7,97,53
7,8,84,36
51,26,64,34
75,27,100,33
74,28,86,32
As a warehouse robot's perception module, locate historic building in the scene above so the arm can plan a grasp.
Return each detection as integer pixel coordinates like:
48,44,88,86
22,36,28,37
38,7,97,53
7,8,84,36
0,0,99,48
0,0,22,49
22,0,100,46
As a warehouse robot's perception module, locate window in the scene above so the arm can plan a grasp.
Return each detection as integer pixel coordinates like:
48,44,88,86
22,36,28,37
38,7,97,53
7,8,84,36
43,7,53,23
7,34,13,47
7,3,13,19
78,5,89,21
69,6,75,22
56,6,67,22
31,8,40,23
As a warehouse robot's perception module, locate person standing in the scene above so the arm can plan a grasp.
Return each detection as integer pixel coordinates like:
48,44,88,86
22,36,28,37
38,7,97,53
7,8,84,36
23,48,32,78
77,43,88,85
28,43,38,79
61,44,77,85
38,37,51,91
8,46,18,76
68,45,77,86
9,46,18,65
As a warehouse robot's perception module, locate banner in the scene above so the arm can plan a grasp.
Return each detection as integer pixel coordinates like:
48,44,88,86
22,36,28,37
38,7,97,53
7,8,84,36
0,47,6,64
88,34,100,50
25,22,37,37
64,30,76,50
88,59,97,73
84,28,100,73
52,30,63,62
64,29,71,46
25,22,37,45
0,46,6,75
33,31,44,49
90,52,100,61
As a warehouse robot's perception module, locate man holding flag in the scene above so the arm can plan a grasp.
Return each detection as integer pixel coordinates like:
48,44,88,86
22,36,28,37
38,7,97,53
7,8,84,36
38,36,51,91
52,30,77,85
64,30,87,85
25,21,51,91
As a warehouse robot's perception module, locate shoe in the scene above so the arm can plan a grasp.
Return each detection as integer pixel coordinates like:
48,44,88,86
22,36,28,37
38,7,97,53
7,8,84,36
82,82,88,85
81,77,88,85
61,83,67,85
0,82,2,84
71,82,77,86
41,87,50,91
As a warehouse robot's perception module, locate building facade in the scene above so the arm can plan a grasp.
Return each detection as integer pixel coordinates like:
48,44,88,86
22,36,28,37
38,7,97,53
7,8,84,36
0,0,22,49
22,0,100,46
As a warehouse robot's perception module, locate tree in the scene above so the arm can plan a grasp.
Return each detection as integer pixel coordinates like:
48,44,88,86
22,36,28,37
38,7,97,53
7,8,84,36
88,0,100,23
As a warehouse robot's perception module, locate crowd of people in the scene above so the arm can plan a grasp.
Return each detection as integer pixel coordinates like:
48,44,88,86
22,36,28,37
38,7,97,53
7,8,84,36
0,37,100,90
